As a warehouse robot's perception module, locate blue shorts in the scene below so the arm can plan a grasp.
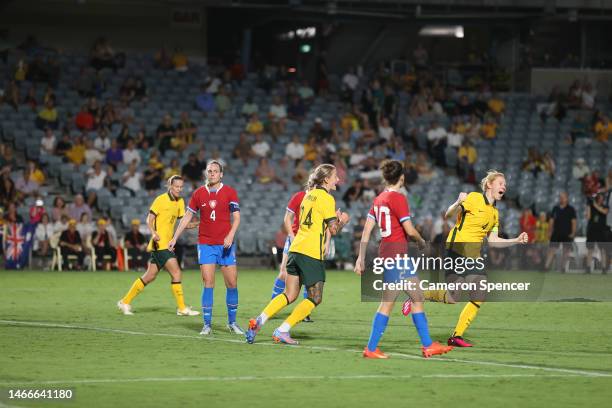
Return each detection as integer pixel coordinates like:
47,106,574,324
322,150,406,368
283,236,292,255
197,244,237,266
383,257,415,284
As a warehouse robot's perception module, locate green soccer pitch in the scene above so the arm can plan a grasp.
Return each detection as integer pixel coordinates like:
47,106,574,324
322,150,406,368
1,269,611,408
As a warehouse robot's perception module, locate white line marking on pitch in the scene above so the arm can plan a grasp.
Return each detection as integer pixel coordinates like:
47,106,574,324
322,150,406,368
1,319,611,379
0,373,590,386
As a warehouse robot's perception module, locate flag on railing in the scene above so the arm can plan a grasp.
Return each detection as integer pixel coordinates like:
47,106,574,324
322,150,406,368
3,223,35,269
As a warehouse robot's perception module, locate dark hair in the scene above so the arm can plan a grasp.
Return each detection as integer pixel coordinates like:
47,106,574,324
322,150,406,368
380,160,404,185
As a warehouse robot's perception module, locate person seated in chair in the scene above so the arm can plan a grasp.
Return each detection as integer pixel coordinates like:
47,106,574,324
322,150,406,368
59,219,85,270
124,219,147,270
91,218,116,270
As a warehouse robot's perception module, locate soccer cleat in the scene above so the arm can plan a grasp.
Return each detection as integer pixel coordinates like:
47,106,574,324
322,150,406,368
199,325,212,336
302,315,314,323
422,341,453,358
245,318,261,344
401,299,412,316
447,336,473,347
227,322,245,335
117,300,133,315
177,306,200,316
362,347,389,359
272,329,299,345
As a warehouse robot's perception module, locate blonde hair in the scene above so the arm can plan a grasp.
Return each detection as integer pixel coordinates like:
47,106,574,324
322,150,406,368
306,164,336,190
166,175,183,188
480,170,505,192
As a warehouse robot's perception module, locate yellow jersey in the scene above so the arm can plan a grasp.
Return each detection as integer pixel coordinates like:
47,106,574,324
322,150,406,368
147,192,185,252
447,192,499,257
289,187,337,260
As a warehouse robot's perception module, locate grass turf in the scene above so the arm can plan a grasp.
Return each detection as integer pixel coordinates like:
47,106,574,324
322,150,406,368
1,269,611,408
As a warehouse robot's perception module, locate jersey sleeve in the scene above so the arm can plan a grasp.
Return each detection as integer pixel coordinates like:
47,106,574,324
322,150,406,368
367,205,376,221
286,192,302,214
178,198,185,218
322,193,337,224
229,188,240,213
462,192,479,214
392,194,411,224
187,191,199,214
149,196,163,216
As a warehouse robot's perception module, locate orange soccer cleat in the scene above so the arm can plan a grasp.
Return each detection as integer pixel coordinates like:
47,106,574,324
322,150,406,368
422,341,453,358
363,347,389,359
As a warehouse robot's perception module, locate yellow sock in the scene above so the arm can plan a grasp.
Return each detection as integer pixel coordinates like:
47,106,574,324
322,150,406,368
453,301,482,337
122,278,145,304
262,294,289,319
424,289,448,303
171,282,186,310
283,299,316,329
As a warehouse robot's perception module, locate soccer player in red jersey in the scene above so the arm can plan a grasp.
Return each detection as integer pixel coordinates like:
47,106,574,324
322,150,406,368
355,160,453,358
169,160,243,335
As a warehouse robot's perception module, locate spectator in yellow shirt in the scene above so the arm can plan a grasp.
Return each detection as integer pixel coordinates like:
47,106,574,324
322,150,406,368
36,99,58,130
246,113,264,135
481,117,498,139
488,93,505,118
65,136,86,165
172,47,188,72
534,212,550,243
457,139,478,182
27,161,46,185
594,116,611,142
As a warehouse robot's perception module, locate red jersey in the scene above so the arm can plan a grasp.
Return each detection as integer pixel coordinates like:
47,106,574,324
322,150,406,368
187,183,240,245
286,191,306,235
368,190,411,256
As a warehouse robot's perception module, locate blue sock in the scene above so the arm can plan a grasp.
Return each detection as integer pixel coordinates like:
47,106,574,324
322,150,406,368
366,312,389,352
271,278,285,299
303,286,308,299
226,288,238,324
411,312,433,347
201,287,213,326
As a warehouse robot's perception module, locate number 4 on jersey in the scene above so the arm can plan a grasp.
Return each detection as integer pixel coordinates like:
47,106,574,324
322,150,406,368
210,210,216,221
301,206,313,228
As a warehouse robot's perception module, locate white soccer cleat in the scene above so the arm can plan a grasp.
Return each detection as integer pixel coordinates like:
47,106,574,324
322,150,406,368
200,325,212,335
117,300,133,315
177,306,200,316
227,322,245,335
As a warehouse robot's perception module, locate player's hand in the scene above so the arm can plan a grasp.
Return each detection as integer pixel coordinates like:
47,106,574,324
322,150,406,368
456,192,468,204
416,239,426,251
338,211,350,225
167,238,176,252
517,232,529,244
354,257,364,276
223,234,234,248
152,232,160,242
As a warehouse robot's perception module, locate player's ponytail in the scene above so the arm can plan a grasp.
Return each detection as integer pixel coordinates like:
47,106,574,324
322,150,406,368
480,170,505,192
380,160,404,186
307,164,336,190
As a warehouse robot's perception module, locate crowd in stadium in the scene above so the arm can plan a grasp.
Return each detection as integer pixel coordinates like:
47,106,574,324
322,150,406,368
0,34,610,272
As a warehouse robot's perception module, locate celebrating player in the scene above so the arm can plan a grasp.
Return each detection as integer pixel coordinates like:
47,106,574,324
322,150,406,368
246,164,350,344
169,160,242,335
355,160,453,358
417,170,528,347
117,175,200,316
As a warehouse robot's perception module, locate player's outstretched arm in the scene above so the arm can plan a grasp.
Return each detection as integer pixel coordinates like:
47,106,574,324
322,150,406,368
283,210,295,240
223,211,240,248
354,217,376,276
488,230,528,248
401,219,426,250
445,192,468,220
168,211,194,251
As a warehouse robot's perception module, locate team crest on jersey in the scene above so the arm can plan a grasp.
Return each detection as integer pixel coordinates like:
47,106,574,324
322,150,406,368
209,200,217,209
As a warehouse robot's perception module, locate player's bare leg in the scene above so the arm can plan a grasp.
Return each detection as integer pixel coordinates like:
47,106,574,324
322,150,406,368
165,258,198,316
200,264,216,334
117,261,160,315
221,265,243,334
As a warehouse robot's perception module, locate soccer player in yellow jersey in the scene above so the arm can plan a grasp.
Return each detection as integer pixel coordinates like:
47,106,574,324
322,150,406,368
421,170,527,347
245,164,350,344
117,176,200,316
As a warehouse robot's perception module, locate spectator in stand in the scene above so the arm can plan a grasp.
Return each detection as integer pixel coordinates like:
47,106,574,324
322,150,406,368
84,139,103,166
572,158,590,180
104,164,119,195
59,219,85,269
195,84,215,115
585,191,609,273
85,160,106,207
68,194,92,221
196,148,208,174
23,86,37,110
522,147,545,177
156,114,175,155
535,212,550,243
40,128,56,156
292,159,308,185
378,117,394,142
77,212,95,244
181,153,201,186
472,93,489,119
27,160,45,186
34,213,53,258
154,47,173,70
545,192,577,271
581,82,596,110
447,120,464,150
520,208,537,243
29,198,46,225
119,76,136,104
75,104,94,131
241,95,259,119
232,132,253,165
457,139,477,183
487,93,505,118
287,95,306,122
254,157,287,189
480,116,498,139
65,136,86,166
269,95,288,138
171,47,188,72
53,214,69,233
133,77,147,102
297,79,315,104
415,152,435,182
457,95,473,117
90,37,122,71
122,162,142,194
541,151,556,176
583,170,603,197
124,219,147,270
427,121,447,167
342,179,364,208
594,115,611,143
36,97,58,130
215,87,231,118
91,219,116,270
569,114,588,144
51,197,68,223
342,66,359,102
105,138,123,168
15,168,39,199
251,133,270,158
94,128,111,152
143,159,163,194
285,133,305,162
123,138,142,165
164,158,181,180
